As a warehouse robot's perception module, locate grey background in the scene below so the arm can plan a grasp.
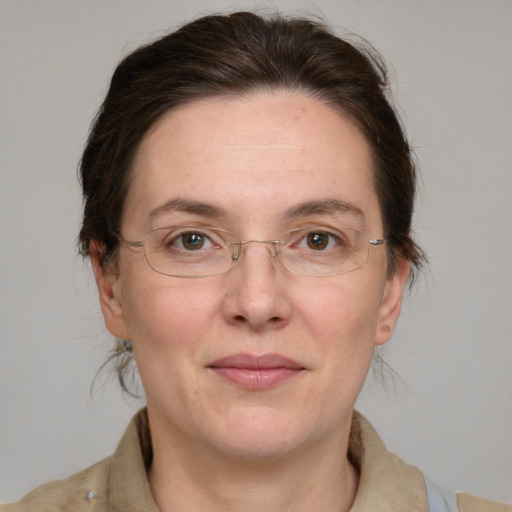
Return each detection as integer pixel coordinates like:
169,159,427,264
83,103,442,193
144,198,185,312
1,0,511,504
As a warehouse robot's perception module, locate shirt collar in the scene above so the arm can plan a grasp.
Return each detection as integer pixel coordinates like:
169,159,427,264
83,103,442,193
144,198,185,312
108,408,428,511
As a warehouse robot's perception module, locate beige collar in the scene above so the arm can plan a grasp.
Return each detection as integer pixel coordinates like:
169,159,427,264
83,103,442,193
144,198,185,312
348,411,428,511
108,408,428,511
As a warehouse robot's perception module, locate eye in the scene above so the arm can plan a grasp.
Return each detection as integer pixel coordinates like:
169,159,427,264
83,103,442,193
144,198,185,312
298,230,342,251
166,231,215,251
306,232,329,250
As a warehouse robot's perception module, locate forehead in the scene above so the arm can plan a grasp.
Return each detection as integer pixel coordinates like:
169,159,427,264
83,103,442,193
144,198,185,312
124,91,381,233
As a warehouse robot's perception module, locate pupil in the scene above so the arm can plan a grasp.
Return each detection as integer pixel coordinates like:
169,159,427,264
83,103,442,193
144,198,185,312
307,233,328,250
183,233,204,250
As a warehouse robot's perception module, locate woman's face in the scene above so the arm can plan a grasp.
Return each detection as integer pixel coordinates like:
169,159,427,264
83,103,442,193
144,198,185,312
94,92,408,459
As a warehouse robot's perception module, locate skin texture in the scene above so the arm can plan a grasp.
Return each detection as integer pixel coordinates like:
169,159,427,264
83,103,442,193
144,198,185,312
91,91,409,512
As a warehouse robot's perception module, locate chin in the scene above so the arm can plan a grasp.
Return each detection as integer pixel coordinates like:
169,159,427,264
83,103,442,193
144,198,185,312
203,407,321,460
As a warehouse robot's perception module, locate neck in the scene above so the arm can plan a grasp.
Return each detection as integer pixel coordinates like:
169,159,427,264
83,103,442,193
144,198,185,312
147,412,359,512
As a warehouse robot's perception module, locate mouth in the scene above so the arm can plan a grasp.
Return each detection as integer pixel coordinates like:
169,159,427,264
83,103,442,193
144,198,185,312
207,353,305,391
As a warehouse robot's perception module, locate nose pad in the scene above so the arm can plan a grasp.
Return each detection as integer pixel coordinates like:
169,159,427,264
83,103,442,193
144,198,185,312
267,242,279,258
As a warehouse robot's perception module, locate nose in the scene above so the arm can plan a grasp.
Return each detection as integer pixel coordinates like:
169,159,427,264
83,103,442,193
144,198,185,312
221,241,292,332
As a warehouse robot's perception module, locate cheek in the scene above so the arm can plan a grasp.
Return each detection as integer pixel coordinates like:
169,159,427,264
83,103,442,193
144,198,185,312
298,276,384,345
119,267,218,356
294,274,386,398
119,277,226,403
286,278,386,429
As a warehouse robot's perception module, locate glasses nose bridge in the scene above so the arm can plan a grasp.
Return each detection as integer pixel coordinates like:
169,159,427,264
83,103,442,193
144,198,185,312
232,238,282,263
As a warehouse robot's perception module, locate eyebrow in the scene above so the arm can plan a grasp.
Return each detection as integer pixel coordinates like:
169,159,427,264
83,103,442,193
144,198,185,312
148,198,228,219
147,197,364,224
282,198,365,221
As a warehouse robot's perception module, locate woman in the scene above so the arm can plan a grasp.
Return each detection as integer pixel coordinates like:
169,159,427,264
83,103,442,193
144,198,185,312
2,11,510,512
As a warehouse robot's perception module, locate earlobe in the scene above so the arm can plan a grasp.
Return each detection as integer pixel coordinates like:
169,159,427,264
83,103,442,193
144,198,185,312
90,241,130,340
375,258,410,346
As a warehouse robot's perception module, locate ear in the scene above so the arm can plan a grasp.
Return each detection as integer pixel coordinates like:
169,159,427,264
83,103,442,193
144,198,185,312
90,241,130,340
375,258,410,346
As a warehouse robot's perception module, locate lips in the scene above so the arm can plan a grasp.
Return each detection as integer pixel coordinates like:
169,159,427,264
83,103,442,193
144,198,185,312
207,353,305,390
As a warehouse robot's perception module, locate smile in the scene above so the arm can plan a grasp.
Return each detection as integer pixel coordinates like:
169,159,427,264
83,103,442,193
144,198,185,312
207,353,305,390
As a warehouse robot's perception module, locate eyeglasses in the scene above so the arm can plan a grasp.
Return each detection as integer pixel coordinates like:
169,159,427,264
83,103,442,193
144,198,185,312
119,225,385,278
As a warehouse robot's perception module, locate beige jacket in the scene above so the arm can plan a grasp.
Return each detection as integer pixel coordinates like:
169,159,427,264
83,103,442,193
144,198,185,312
2,409,510,512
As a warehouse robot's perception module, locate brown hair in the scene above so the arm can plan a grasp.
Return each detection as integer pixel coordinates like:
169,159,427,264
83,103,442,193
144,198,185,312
80,12,425,392
79,11,424,274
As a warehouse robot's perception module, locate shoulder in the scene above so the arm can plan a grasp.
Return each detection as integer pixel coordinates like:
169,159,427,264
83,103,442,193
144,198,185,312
1,408,155,512
0,457,111,512
425,479,511,512
457,493,512,512
352,412,511,512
